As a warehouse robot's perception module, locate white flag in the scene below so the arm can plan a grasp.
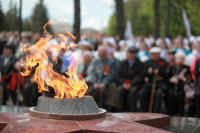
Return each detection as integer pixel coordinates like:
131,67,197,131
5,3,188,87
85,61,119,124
182,9,192,37
124,20,134,41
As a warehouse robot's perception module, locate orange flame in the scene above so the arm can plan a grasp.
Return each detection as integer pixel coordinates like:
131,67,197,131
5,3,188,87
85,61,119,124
43,20,53,33
21,21,88,99
66,31,77,40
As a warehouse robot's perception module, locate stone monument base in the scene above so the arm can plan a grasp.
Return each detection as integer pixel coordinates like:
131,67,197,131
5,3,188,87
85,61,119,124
29,96,106,120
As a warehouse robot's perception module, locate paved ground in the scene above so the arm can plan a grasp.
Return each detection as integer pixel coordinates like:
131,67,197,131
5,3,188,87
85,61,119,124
0,105,29,113
162,117,200,133
1,105,200,132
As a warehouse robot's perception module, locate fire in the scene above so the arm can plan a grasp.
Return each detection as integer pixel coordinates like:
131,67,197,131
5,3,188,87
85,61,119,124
20,21,88,99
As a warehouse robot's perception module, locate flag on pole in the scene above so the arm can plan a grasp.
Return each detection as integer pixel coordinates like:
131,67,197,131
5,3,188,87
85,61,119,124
124,20,134,41
182,9,192,37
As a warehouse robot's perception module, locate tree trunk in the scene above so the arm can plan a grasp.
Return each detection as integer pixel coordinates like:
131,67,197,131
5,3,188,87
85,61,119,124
73,0,81,43
115,0,124,40
165,0,170,37
18,0,22,39
0,1,5,32
154,0,160,39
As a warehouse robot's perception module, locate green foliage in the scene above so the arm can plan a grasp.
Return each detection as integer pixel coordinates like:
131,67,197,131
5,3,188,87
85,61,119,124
31,0,51,33
107,13,118,36
107,0,154,36
1,0,52,33
185,0,200,36
168,0,186,37
107,0,200,37
125,0,154,35
4,1,18,31
0,4,5,31
23,18,32,31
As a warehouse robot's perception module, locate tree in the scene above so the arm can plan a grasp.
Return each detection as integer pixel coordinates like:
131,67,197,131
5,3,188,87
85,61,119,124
185,0,200,36
73,0,81,43
18,0,22,37
160,0,186,37
107,13,118,36
154,0,160,39
108,0,153,37
31,0,50,33
169,0,186,37
4,0,18,31
107,0,159,37
0,0,5,31
115,0,125,40
108,0,200,37
23,18,32,31
122,0,154,35
165,0,170,37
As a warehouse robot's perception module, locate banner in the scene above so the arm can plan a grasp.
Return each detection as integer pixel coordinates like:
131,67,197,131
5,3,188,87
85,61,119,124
124,20,134,41
182,9,192,37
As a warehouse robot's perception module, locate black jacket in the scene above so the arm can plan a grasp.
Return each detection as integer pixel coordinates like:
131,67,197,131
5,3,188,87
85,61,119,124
168,64,191,90
118,58,144,86
143,58,168,83
0,55,17,83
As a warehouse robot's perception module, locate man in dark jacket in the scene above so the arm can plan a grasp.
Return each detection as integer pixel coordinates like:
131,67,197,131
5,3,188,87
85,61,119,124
139,47,168,113
118,47,144,112
90,46,115,109
0,44,17,105
194,59,200,117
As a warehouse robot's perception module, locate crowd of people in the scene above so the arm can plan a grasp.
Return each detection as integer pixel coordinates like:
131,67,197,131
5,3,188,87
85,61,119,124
0,31,200,117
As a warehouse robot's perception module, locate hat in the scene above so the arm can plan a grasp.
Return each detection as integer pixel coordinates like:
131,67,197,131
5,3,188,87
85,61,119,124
4,43,15,49
149,47,161,53
175,51,186,59
127,46,138,53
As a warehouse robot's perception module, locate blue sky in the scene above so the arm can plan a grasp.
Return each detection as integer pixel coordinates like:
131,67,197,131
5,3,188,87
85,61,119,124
1,0,115,30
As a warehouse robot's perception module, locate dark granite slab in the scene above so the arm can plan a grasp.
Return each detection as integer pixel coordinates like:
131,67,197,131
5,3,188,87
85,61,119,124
0,112,171,133
162,117,200,133
1,106,200,132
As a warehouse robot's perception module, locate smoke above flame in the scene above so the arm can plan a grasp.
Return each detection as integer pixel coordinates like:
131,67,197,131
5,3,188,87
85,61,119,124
20,21,88,99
